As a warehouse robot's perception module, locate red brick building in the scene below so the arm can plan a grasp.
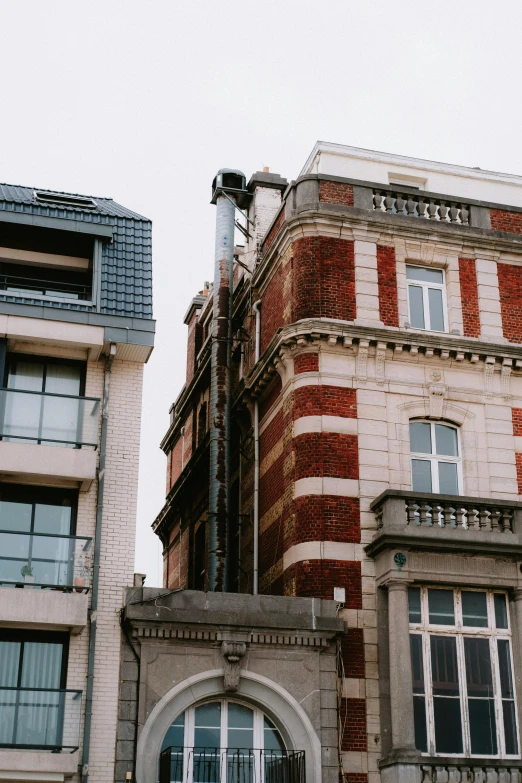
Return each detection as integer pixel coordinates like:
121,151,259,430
124,145,522,783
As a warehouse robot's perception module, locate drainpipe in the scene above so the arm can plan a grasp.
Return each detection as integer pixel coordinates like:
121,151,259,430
252,300,262,595
208,192,236,591
81,342,116,783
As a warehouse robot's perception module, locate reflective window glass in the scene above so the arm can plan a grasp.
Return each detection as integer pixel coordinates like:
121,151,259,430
435,425,458,457
438,462,458,495
408,587,422,623
428,288,445,331
412,459,432,492
428,589,455,625
410,422,432,454
462,592,488,628
494,594,508,630
408,285,425,329
407,266,444,284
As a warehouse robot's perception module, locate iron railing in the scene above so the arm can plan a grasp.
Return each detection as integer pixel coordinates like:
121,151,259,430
0,271,91,300
159,747,305,783
0,387,100,448
0,530,92,590
0,687,82,751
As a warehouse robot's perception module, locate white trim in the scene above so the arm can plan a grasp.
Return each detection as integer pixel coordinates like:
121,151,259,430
294,477,359,498
283,541,362,569
293,415,358,437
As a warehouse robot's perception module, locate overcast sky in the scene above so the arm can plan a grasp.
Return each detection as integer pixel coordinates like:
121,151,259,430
1,0,521,585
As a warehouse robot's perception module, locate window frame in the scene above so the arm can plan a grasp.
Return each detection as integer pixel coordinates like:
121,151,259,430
406,264,448,333
409,420,463,496
409,586,520,759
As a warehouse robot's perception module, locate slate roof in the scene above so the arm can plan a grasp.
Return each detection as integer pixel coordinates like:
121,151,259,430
0,183,153,319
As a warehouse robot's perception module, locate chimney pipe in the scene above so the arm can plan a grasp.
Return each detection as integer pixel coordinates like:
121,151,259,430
209,169,248,590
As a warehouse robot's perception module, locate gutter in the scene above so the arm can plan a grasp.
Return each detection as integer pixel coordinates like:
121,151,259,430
252,300,262,595
81,342,116,783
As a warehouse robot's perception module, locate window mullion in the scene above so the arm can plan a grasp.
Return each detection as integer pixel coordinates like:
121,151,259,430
490,634,505,758
423,628,436,755
423,284,430,330
456,633,469,756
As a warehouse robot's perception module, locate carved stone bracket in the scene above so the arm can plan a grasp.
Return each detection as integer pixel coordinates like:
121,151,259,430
221,641,247,692
375,342,386,384
428,383,447,418
356,340,369,381
502,358,512,400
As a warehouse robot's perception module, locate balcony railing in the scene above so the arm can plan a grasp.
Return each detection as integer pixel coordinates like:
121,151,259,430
368,490,522,557
0,388,100,448
373,189,470,224
0,530,92,591
0,687,82,751
0,272,91,301
419,761,522,781
159,747,306,783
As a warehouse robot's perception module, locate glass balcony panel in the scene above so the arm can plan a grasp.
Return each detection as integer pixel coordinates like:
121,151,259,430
0,688,81,750
0,389,100,448
0,531,91,589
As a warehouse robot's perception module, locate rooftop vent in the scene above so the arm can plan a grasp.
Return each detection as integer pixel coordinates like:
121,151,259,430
34,191,97,209
211,169,249,207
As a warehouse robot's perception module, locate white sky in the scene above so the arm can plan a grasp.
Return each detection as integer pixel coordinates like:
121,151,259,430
1,0,521,586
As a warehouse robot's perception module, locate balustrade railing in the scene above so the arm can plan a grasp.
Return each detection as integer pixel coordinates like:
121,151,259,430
420,762,522,781
159,746,305,783
373,189,470,225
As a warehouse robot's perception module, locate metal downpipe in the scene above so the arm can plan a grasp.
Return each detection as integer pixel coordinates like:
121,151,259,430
81,343,116,783
208,193,236,591
252,300,262,595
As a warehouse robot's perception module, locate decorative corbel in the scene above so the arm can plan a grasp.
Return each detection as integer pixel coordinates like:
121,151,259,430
428,382,447,419
484,356,496,397
356,340,369,382
222,641,247,692
501,358,512,400
375,342,387,385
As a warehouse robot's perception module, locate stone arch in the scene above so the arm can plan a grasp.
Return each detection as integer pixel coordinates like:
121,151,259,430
136,669,322,783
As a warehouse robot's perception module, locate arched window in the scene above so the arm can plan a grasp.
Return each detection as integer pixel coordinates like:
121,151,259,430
159,699,292,783
410,420,461,495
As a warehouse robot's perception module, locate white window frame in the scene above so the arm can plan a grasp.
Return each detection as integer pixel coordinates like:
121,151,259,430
410,420,463,495
406,264,448,333
164,699,286,783
410,586,520,759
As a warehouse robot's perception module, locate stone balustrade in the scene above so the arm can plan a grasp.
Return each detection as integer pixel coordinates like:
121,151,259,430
420,762,522,782
373,189,470,224
402,496,514,532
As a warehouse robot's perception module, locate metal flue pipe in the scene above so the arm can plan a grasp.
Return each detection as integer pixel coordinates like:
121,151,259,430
208,190,236,591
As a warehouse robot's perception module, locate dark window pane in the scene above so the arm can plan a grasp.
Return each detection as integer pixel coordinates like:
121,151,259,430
228,703,253,729
494,594,508,629
438,462,459,495
408,285,425,329
412,459,432,492
498,640,515,699
430,636,459,695
435,424,458,457
410,422,432,454
468,698,497,755
413,696,428,752
464,638,493,697
410,635,424,693
433,697,463,754
194,726,220,748
503,700,519,755
462,592,488,628
428,287,445,331
428,590,455,626
195,702,221,727
406,266,444,284
408,588,422,623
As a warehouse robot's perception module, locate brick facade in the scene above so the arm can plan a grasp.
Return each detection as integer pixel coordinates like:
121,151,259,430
340,698,368,752
294,352,319,374
458,258,481,337
498,262,522,343
490,209,522,234
294,385,357,419
319,180,354,207
294,237,356,322
376,245,399,327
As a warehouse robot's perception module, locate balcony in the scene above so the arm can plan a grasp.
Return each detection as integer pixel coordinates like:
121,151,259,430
366,490,522,559
0,687,82,751
0,388,100,489
0,530,91,591
159,747,305,783
372,189,470,224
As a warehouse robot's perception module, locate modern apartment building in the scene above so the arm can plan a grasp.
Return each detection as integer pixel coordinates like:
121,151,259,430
0,184,154,783
121,144,522,783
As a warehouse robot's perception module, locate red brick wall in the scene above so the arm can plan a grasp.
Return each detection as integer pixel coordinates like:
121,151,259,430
490,209,522,234
319,180,354,207
340,698,367,752
186,312,203,384
294,353,319,374
516,453,522,496
284,560,362,605
498,263,522,343
294,433,359,480
259,376,282,421
294,386,357,419
169,438,183,490
513,409,522,436
260,265,286,353
376,245,399,327
289,496,360,545
343,776,368,783
340,628,365,679
293,237,356,322
458,258,481,338
264,210,285,250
